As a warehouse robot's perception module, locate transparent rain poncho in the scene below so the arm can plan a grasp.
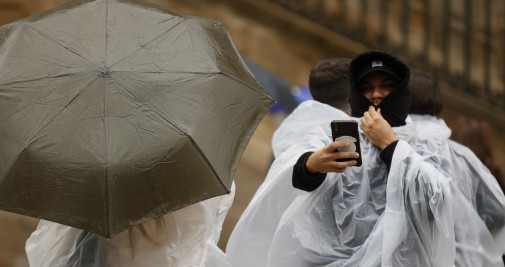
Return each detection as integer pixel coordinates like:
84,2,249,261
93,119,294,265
410,114,505,266
226,101,350,266
226,101,505,267
25,183,235,267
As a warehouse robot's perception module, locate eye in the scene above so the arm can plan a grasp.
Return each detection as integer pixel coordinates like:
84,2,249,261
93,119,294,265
359,85,371,92
381,83,396,89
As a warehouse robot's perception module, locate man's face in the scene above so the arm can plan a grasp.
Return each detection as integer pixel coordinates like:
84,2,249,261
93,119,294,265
358,72,398,106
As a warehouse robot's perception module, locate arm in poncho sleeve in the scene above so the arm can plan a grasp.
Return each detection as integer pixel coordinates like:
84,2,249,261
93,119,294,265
379,140,398,171
292,140,397,192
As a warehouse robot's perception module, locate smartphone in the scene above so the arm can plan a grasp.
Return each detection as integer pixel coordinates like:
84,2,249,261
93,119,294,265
330,120,362,167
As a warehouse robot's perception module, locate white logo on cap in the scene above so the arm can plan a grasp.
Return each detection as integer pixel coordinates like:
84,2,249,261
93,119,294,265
372,60,383,67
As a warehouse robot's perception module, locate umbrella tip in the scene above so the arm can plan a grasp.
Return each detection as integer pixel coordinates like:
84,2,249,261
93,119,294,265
100,66,110,75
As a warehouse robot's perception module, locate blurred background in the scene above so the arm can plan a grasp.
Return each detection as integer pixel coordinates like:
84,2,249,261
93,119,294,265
1,0,504,266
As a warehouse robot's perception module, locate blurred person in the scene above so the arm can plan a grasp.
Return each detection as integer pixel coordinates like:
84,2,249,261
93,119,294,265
243,57,298,114
308,57,352,115
408,70,505,266
408,70,443,116
451,116,505,192
226,57,353,267
271,57,352,158
25,185,235,267
449,116,505,266
264,51,502,266
229,51,456,266
269,50,458,266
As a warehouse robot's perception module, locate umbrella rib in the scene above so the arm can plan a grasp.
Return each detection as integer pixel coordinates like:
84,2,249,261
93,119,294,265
18,75,98,148
111,70,273,102
106,75,188,161
0,73,98,128
0,72,93,88
185,135,230,193
109,18,187,68
0,75,99,186
107,76,229,193
107,74,186,135
104,0,110,238
219,73,274,102
104,0,109,66
26,24,97,70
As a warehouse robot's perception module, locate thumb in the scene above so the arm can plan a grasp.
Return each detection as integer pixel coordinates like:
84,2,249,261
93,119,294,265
377,108,381,114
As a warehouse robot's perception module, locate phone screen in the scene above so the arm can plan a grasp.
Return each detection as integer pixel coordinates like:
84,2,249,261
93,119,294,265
330,120,362,167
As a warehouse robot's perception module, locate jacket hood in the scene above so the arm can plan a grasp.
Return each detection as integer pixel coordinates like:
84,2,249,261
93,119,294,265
349,51,411,127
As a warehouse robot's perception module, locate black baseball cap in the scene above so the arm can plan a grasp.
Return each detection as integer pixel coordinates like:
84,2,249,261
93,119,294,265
349,51,408,86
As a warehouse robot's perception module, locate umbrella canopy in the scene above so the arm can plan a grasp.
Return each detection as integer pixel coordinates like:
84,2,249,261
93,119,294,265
0,0,273,238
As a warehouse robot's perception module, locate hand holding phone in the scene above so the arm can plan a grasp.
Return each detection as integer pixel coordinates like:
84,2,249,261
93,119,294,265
331,120,362,167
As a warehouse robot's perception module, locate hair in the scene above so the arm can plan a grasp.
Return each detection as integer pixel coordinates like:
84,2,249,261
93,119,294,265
127,217,166,259
308,58,352,114
451,116,505,193
409,70,443,116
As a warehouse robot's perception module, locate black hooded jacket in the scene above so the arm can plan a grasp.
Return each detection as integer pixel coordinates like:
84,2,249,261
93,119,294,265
349,50,411,127
292,51,411,192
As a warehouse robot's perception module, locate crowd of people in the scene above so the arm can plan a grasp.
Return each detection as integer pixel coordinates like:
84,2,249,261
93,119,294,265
23,50,505,266
227,50,505,266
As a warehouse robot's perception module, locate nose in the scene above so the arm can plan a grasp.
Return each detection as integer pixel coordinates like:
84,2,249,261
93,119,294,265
370,86,383,98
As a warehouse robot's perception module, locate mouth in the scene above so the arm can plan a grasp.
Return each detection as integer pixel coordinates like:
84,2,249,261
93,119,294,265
372,99,382,106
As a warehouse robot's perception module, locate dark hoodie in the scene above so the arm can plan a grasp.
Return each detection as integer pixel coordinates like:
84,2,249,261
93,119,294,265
292,51,411,192
349,50,411,127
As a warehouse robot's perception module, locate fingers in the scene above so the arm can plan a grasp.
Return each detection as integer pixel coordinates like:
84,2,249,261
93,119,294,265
308,144,360,174
333,151,360,160
325,143,359,157
330,160,358,172
363,110,373,123
326,141,349,152
362,106,384,129
326,143,359,162
326,142,360,157
320,160,357,173
361,106,375,125
370,106,385,121
360,117,367,131
310,161,354,173
368,106,381,119
361,113,372,132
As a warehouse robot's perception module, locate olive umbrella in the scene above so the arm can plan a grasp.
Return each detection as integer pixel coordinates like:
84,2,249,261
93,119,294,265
0,0,273,238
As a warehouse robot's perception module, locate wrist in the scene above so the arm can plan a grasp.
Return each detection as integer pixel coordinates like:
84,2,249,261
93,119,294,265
380,138,398,150
306,155,318,173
